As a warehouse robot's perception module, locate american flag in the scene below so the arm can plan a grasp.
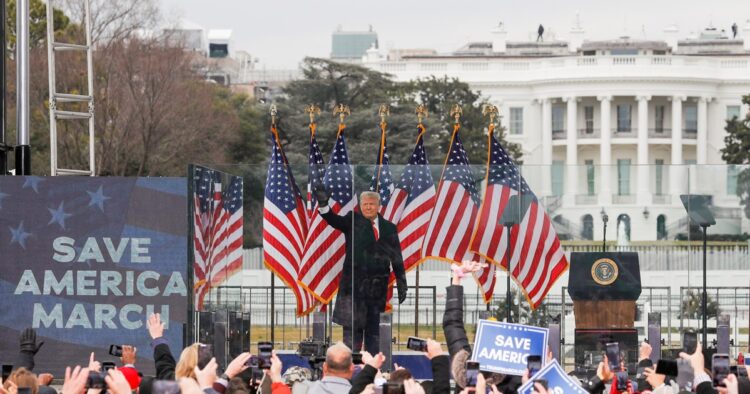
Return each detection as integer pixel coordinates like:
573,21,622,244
473,255,498,302
306,124,326,220
298,125,357,303
382,125,437,307
422,124,480,264
263,129,315,316
369,123,395,211
469,125,568,308
193,166,244,311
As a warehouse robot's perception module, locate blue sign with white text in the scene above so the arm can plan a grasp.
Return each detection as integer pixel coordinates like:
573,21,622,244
0,177,188,376
471,320,548,375
517,360,588,394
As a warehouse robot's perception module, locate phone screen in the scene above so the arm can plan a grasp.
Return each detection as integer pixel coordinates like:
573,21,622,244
406,337,427,352
712,354,730,387
606,342,620,371
17,388,31,394
527,355,542,378
258,342,273,369
616,371,628,391
682,331,697,354
197,344,213,369
109,344,123,357
2,365,13,382
737,366,748,379
655,359,678,376
465,361,479,388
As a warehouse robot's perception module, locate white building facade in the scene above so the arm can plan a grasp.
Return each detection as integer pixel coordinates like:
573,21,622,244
362,23,750,242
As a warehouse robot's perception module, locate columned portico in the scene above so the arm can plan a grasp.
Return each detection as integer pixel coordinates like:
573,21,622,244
541,98,552,196
637,95,651,205
670,96,685,204
598,96,612,205
564,96,578,205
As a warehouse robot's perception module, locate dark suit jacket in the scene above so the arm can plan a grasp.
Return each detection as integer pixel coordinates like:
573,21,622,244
320,210,406,316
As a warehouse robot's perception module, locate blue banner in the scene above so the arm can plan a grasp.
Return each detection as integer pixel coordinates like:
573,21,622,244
0,177,188,375
470,320,548,375
517,360,588,394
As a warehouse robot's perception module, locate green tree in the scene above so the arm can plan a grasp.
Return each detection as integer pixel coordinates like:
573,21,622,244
679,290,719,320
492,288,553,327
720,94,750,219
6,0,70,51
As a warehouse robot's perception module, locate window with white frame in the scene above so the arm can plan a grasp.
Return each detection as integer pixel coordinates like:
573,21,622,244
726,105,741,121
552,106,565,134
509,107,523,135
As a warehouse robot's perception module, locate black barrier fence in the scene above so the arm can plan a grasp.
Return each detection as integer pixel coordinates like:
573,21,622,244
196,284,749,371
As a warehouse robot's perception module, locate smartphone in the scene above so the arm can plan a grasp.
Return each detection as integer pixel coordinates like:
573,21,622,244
527,355,542,378
152,380,180,394
352,353,363,365
197,344,213,369
17,389,31,394
2,365,13,382
102,362,116,372
258,341,273,369
532,379,548,392
655,359,678,377
383,382,404,394
712,354,730,387
682,331,697,355
406,337,427,352
676,359,694,391
465,361,480,388
86,371,106,389
245,355,259,368
606,342,621,372
616,371,629,392
737,365,748,379
109,344,123,357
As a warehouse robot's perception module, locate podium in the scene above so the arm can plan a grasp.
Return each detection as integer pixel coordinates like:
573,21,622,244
568,252,641,374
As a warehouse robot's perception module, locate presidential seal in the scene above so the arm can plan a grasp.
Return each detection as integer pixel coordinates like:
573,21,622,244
591,258,618,285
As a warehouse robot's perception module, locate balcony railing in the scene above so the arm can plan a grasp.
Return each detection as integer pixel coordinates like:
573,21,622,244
578,128,600,138
683,129,697,139
652,194,671,205
575,194,598,205
612,194,636,204
613,128,636,137
648,128,672,138
552,129,566,140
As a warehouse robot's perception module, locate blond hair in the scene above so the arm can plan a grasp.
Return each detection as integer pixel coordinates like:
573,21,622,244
175,343,200,379
4,368,38,394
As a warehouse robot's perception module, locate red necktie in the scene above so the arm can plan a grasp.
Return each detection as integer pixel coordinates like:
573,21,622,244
372,222,379,241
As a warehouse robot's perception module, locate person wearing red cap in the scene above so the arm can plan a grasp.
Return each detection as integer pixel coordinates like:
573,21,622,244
118,345,142,390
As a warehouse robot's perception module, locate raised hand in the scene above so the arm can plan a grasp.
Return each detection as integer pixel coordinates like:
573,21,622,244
147,314,165,340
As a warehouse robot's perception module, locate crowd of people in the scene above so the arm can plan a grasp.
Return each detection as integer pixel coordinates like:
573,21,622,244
2,261,748,394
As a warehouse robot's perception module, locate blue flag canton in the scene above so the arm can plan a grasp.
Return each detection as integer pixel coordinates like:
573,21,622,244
323,134,353,205
487,135,533,198
195,167,221,214
443,133,480,205
223,176,243,214
398,137,434,204
369,138,394,207
308,135,326,193
266,142,297,213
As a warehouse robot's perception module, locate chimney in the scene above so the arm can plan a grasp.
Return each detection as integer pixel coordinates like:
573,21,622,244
569,13,585,52
743,19,750,51
491,22,507,53
663,24,679,52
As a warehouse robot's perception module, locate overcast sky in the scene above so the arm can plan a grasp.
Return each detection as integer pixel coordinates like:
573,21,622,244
160,0,749,68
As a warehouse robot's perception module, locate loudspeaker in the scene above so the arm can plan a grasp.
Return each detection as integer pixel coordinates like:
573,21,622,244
228,311,243,358
647,312,661,364
379,313,393,372
313,312,327,342
574,328,638,375
548,323,561,362
717,313,730,355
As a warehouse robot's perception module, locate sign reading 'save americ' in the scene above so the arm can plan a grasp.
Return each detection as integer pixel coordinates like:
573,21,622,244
471,320,548,375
